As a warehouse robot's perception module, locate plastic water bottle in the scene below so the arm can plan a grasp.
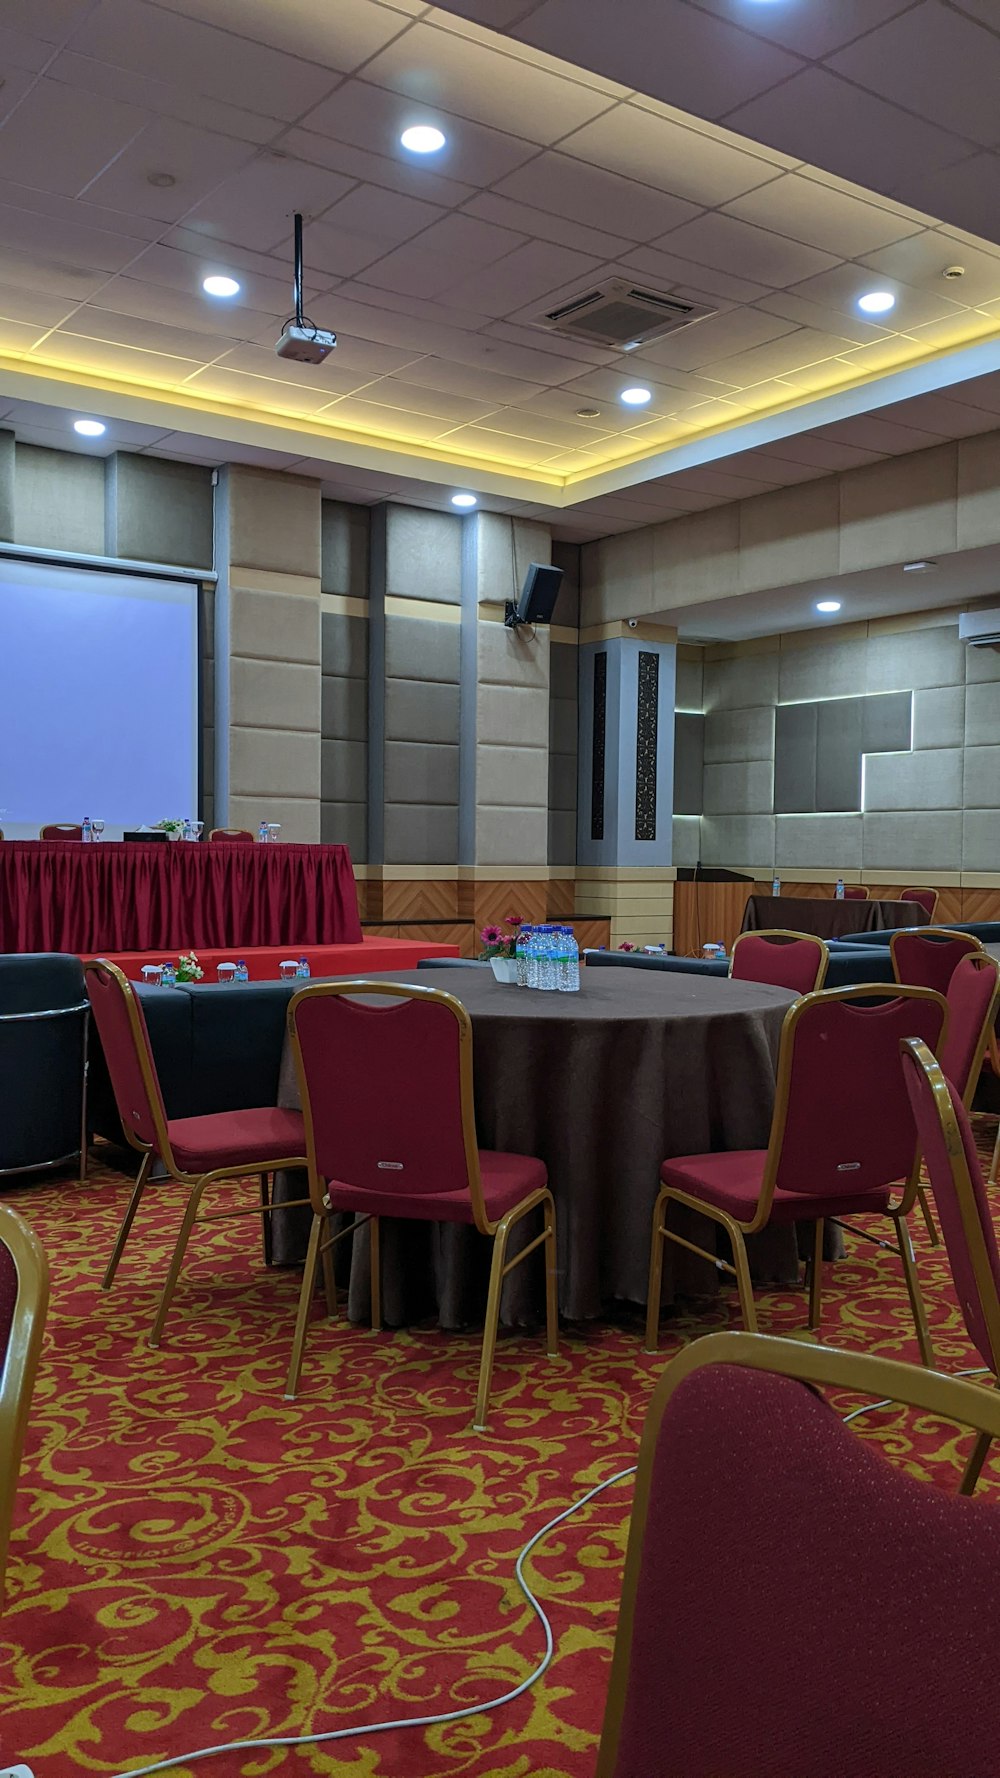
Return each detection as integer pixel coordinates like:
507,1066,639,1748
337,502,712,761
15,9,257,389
161,961,177,988
258,821,269,843
526,927,539,989
559,926,580,992
835,877,845,900
771,873,780,897
235,958,249,983
297,956,311,979
515,924,531,988
538,925,556,991
82,815,92,843
183,817,193,840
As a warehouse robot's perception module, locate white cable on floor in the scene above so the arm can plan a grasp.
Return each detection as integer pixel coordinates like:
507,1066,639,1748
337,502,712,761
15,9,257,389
102,1464,638,1778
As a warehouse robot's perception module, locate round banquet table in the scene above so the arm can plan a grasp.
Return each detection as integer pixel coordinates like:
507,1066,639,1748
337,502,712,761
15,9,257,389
272,965,801,1329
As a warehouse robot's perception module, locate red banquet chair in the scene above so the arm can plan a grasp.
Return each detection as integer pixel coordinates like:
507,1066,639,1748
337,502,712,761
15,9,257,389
208,827,255,842
645,985,947,1363
891,926,983,993
285,980,558,1429
84,960,308,1346
39,823,82,841
729,929,828,994
940,953,1000,1108
0,1205,48,1612
841,885,869,899
901,1038,1000,1493
902,886,940,922
595,1331,1000,1778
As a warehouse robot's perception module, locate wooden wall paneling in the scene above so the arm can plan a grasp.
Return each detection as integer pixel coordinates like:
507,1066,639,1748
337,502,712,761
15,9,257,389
396,920,472,955
461,881,549,928
573,918,611,951
547,878,575,918
961,890,1000,924
673,883,753,956
381,879,459,921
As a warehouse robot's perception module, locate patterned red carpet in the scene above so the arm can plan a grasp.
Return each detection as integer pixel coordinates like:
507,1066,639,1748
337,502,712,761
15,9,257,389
2,1137,999,1778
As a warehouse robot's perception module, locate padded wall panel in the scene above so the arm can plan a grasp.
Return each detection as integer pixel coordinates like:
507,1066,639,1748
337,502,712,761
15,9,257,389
703,759,772,816
231,657,320,732
320,737,367,803
476,806,548,866
548,751,577,812
384,740,460,804
0,430,16,542
704,706,773,763
321,676,367,742
963,811,1000,872
675,650,703,712
774,701,818,814
386,505,462,603
863,810,961,869
864,747,963,812
321,610,367,678
703,647,779,710
672,816,700,867
229,469,320,578
866,624,965,693
14,444,104,553
550,540,580,626
963,745,1000,808
816,695,863,812
913,686,965,750
479,743,547,807
739,479,839,594
384,615,460,683
383,803,459,863
231,586,320,664
862,690,912,753
840,444,957,574
384,679,459,743
230,727,320,799
673,711,705,817
321,500,369,597
775,814,862,869
549,810,577,862
110,453,213,567
700,813,774,868
778,636,868,703
320,801,367,855
548,637,577,868
965,680,1000,746
478,683,550,748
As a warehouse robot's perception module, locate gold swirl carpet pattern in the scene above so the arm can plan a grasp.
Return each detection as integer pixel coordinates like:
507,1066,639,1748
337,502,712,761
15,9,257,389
2,1133,999,1778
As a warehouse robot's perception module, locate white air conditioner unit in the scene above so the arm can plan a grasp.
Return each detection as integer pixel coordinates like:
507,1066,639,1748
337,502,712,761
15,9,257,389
960,610,1000,647
533,278,714,348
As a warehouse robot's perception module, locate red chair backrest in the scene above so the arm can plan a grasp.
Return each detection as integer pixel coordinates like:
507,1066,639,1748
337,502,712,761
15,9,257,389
892,928,982,993
770,989,946,1199
901,1040,1000,1376
40,823,82,841
731,931,826,994
0,1242,15,1375
289,984,475,1205
940,953,1000,1104
902,888,938,919
842,886,868,899
601,1354,1000,1778
208,827,255,842
84,961,166,1152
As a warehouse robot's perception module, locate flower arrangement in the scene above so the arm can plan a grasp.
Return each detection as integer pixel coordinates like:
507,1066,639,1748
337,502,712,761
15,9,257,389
618,941,638,953
155,818,185,840
478,911,524,961
175,951,204,983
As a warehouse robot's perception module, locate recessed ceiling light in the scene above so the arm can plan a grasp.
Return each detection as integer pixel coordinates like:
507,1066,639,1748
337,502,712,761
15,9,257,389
400,124,446,154
576,406,601,418
73,418,106,437
451,492,477,508
620,386,652,406
147,172,176,189
903,559,937,572
202,274,241,298
857,289,896,315
816,599,841,614
622,341,641,352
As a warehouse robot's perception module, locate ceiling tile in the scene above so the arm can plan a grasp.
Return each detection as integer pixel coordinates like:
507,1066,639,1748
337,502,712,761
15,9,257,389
316,183,446,251
422,0,534,25
183,362,352,413
690,0,921,59
388,355,545,404
559,104,782,208
325,398,469,442
0,78,146,198
951,0,1000,29
440,239,607,318
3,0,96,43
899,152,1000,244
32,330,209,383
429,423,556,465
702,329,854,388
513,0,804,118
816,414,950,453
335,374,497,423
124,243,304,316
0,69,43,128
0,284,79,328
280,125,475,210
716,450,827,487
49,48,278,145
925,369,1000,414
723,173,927,259
492,150,702,246
0,201,145,273
657,210,842,288
462,191,634,263
68,0,343,118
829,1,1000,150
858,230,1000,308
876,391,1000,437
359,19,616,144
180,154,358,254
784,261,964,331
150,0,413,69
0,318,60,353
300,78,537,187
0,248,108,302
725,68,972,199
54,305,234,362
91,275,281,342
206,341,377,395
636,306,800,372
621,243,772,307
81,118,257,224
754,289,898,345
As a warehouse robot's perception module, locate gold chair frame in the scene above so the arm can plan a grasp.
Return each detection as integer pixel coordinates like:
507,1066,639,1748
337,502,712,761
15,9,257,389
840,884,870,899
645,984,949,1366
0,1204,49,1611
595,1328,1000,1778
85,960,309,1346
729,928,829,991
903,887,941,922
284,979,559,1431
889,925,985,986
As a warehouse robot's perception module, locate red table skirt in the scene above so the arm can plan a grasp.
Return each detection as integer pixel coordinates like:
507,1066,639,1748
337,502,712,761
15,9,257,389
0,840,362,952
88,938,460,981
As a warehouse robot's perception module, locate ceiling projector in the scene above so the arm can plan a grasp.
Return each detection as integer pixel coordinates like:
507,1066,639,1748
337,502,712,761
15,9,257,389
274,213,336,364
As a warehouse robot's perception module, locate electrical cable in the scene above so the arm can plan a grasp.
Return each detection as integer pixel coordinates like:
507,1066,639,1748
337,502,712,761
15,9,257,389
101,1464,638,1778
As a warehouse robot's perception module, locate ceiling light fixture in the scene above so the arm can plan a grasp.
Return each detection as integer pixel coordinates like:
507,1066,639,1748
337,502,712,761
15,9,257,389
451,492,477,508
903,559,937,572
816,599,841,614
620,386,652,406
147,172,176,189
202,274,241,298
73,418,106,437
576,406,601,418
857,289,896,315
400,124,446,154
622,341,641,352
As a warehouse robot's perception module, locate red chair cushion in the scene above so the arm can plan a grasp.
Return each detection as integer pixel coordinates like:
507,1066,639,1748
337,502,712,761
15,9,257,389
325,1149,547,1223
661,1149,892,1223
165,1107,306,1174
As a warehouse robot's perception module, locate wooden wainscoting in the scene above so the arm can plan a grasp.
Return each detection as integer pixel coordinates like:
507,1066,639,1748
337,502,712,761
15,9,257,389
672,881,755,957
458,880,549,928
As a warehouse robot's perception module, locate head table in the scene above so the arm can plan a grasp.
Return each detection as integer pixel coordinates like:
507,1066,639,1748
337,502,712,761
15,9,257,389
0,839,361,952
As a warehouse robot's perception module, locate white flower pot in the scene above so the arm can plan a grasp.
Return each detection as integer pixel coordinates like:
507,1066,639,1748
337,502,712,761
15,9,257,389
490,957,519,984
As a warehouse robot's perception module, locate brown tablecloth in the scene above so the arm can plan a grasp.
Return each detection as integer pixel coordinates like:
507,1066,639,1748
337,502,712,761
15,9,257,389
741,894,923,939
272,966,809,1329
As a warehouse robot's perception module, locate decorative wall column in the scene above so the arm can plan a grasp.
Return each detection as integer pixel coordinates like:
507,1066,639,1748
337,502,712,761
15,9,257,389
575,620,677,948
459,510,554,928
214,465,323,842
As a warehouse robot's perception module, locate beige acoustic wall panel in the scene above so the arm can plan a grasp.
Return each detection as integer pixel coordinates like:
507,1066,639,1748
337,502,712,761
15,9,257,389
228,467,321,579
13,444,104,555
0,430,14,543
321,500,370,861
108,453,213,568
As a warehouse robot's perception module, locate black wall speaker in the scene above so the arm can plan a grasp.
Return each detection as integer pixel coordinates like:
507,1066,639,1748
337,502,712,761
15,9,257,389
505,562,564,629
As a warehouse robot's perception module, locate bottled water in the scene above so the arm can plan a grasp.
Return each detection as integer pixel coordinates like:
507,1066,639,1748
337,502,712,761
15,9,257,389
82,815,92,843
160,961,177,988
297,956,311,979
235,958,249,983
258,821,269,843
515,924,532,988
835,877,845,900
526,927,540,989
538,925,559,991
558,926,580,992
771,873,781,896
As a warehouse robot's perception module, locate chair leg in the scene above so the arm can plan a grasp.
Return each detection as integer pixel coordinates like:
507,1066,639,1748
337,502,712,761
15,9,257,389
102,1149,154,1290
285,1213,323,1400
895,1214,934,1368
807,1217,824,1332
916,1185,940,1248
543,1193,559,1359
320,1230,337,1317
960,1431,993,1497
369,1215,381,1333
149,1177,208,1348
644,1190,667,1355
729,1228,759,1335
474,1216,512,1433
259,1172,274,1267
990,1122,1000,1189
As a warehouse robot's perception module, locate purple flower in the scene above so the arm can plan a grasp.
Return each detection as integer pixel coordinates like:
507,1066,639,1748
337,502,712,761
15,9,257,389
618,941,637,953
503,911,524,929
480,924,503,946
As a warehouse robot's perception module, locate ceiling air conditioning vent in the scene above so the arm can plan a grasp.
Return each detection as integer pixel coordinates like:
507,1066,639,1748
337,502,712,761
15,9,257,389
536,278,714,348
960,610,1000,648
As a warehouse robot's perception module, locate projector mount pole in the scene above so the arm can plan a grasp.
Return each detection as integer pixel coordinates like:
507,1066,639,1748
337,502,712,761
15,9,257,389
293,212,305,329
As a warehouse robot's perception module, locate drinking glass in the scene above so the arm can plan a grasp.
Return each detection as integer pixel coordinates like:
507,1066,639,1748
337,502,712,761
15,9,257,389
141,964,163,987
267,823,281,843
92,819,105,842
279,960,299,980
192,821,204,840
216,962,237,984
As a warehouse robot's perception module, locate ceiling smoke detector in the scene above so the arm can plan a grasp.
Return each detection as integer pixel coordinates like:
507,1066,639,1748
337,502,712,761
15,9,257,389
533,278,714,349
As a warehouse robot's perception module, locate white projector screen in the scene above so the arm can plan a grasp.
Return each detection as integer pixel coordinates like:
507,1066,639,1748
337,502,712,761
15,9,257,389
0,558,200,838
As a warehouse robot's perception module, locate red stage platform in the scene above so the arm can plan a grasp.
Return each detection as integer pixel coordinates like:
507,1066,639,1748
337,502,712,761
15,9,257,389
84,936,460,981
